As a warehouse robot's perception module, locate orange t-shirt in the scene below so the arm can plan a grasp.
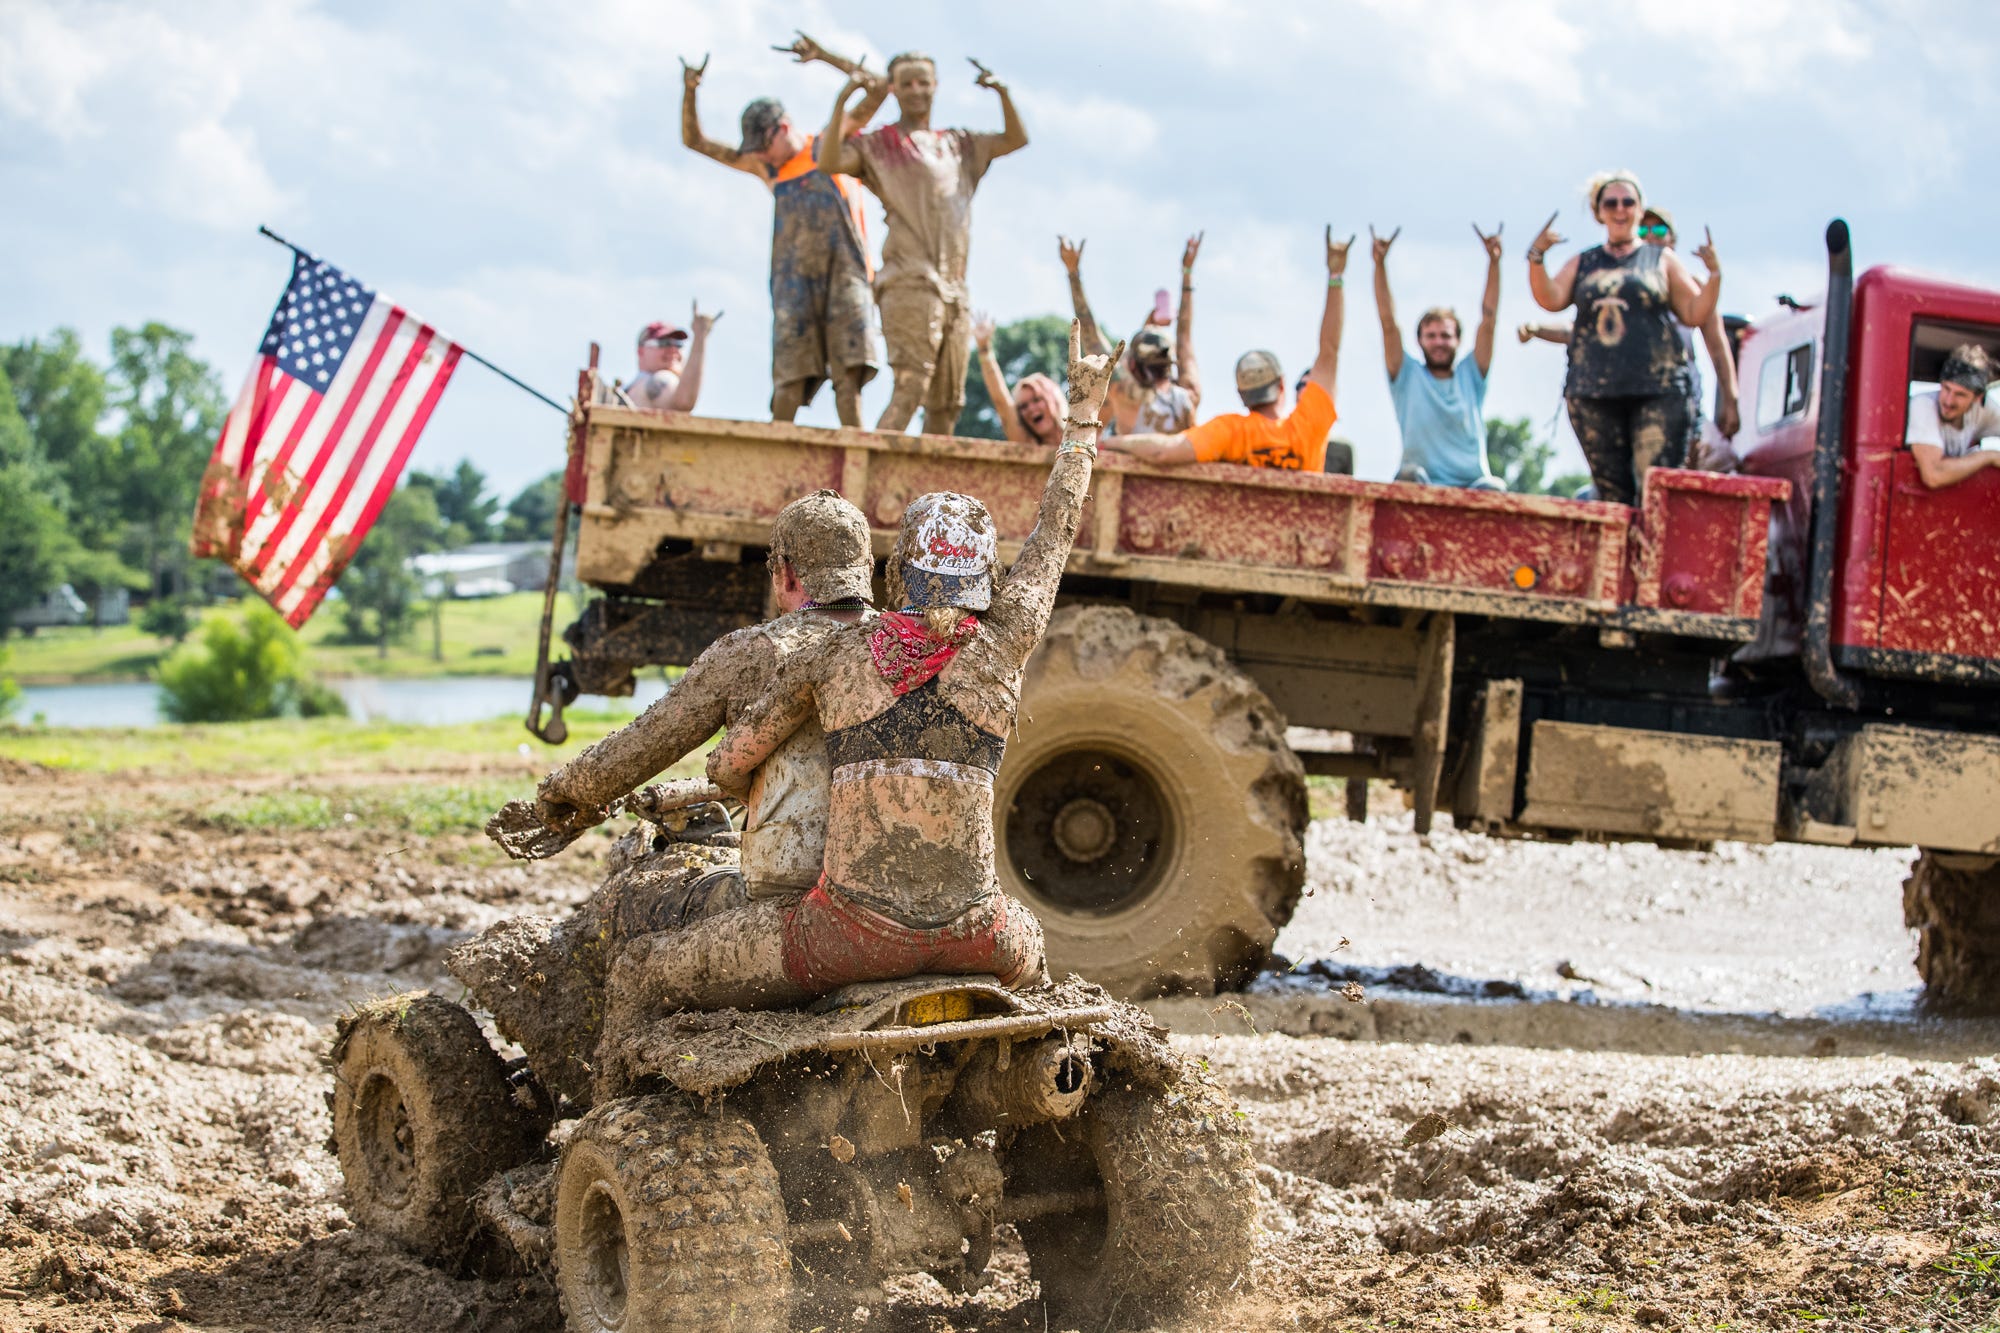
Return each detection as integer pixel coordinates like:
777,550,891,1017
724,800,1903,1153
771,136,874,281
1184,381,1337,471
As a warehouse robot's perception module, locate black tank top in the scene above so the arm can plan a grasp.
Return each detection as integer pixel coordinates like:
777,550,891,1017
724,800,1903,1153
1567,244,1687,398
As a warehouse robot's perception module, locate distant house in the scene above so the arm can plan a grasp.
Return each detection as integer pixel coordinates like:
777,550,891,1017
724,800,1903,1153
407,542,552,598
8,583,131,632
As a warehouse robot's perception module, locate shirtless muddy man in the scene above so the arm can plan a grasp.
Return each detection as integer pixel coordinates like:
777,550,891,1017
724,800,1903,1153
818,51,1029,436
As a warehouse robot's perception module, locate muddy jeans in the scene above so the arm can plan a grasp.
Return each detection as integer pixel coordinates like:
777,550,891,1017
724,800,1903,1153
1566,392,1691,506
877,285,971,434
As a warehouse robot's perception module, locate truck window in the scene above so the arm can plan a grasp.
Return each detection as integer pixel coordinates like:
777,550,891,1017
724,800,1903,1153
1755,342,1814,432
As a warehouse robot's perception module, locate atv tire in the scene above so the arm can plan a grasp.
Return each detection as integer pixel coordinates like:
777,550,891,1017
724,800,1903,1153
330,992,540,1265
998,605,1307,999
1012,1072,1259,1324
554,1096,792,1333
1905,851,2000,1012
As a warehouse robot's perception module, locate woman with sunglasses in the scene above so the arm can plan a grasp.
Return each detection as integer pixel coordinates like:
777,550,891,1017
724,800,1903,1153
1526,170,1721,504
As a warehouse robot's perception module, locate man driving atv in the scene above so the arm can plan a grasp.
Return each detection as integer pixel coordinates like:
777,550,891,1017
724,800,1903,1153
462,491,876,1105
599,322,1121,1019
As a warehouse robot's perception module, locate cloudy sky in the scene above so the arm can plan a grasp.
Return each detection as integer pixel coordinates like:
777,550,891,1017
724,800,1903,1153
5,0,1997,499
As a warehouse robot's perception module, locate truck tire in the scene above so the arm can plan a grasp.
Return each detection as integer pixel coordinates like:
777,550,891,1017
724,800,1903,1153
554,1096,792,1333
1011,1074,1259,1324
330,993,539,1266
998,605,1307,999
1905,851,2000,1012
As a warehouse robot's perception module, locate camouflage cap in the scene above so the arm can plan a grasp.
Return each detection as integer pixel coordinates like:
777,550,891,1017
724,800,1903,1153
739,97,786,156
1129,327,1173,367
768,490,874,603
1235,349,1284,406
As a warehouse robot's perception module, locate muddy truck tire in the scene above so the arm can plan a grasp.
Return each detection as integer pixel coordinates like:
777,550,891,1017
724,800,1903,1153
1009,1071,1259,1323
330,993,542,1265
998,605,1307,999
554,1096,792,1332
1905,851,2000,1012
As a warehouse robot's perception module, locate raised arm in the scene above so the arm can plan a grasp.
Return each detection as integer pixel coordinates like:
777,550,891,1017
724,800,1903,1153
776,30,866,77
973,312,1028,444
1059,236,1111,357
680,57,769,179
537,633,750,819
1473,222,1502,376
815,73,880,178
990,323,1118,651
1526,211,1577,312
1305,227,1351,397
1371,225,1403,381
970,60,1028,158
1666,229,1722,331
1176,232,1203,407
705,673,816,798
661,303,720,413
1700,309,1742,439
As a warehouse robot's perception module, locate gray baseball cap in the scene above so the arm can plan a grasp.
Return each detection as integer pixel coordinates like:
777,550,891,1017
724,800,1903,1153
739,98,786,155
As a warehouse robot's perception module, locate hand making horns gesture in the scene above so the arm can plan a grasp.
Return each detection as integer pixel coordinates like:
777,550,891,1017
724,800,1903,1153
968,57,1005,91
773,31,827,64
690,300,723,335
1529,210,1565,257
1326,226,1356,277
1182,231,1204,272
1065,320,1122,426
679,54,708,92
1694,226,1721,275
1058,235,1085,274
1370,225,1401,265
1473,220,1503,260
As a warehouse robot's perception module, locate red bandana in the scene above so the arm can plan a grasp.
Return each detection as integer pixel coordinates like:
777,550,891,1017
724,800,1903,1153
868,611,980,695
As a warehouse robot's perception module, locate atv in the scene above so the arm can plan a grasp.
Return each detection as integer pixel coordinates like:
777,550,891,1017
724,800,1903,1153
329,783,1261,1330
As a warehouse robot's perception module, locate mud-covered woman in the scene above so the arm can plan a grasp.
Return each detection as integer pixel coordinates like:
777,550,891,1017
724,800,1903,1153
601,323,1119,1020
1526,169,1722,504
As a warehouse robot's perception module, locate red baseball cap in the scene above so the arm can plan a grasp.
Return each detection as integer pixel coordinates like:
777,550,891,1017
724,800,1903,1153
638,321,688,346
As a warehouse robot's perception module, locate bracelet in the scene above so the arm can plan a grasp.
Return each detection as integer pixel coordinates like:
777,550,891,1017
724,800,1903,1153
1526,249,1546,264
1066,418,1102,429
1058,440,1098,456
1327,275,1345,288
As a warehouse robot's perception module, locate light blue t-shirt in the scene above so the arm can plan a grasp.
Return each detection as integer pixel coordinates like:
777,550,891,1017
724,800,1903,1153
1389,354,1491,487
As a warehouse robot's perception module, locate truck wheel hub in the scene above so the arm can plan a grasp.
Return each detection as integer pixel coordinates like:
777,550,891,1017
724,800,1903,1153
1052,799,1118,862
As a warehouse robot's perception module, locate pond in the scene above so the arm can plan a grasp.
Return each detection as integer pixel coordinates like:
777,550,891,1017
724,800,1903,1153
12,674,672,729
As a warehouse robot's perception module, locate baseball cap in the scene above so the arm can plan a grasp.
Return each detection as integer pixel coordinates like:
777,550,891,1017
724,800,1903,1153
1235,350,1284,407
895,492,997,611
1129,328,1173,368
1642,204,1676,237
739,97,786,155
768,490,874,603
638,321,687,346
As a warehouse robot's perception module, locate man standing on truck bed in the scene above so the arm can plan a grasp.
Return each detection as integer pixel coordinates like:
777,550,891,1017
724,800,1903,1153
1101,228,1349,471
1371,223,1505,490
816,51,1029,436
680,39,886,427
1907,344,2000,489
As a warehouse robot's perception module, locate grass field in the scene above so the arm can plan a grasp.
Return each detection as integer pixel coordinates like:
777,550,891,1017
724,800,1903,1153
6,591,574,684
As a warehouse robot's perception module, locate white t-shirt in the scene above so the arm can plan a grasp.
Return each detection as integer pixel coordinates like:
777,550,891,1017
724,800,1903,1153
623,369,680,410
1906,390,2000,457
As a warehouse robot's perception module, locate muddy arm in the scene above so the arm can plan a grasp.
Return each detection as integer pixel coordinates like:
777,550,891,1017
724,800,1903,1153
537,631,757,816
706,675,816,798
1177,231,1202,407
990,324,1117,652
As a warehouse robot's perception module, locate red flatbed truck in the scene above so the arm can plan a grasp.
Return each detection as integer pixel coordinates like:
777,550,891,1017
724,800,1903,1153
527,221,2000,1008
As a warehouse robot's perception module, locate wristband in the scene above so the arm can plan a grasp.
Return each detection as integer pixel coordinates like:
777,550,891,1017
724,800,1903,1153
1327,275,1345,288
1526,249,1547,264
1058,439,1098,456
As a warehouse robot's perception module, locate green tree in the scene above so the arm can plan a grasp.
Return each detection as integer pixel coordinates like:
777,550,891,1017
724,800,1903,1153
105,323,226,598
408,459,498,546
957,315,1070,440
336,484,444,655
0,643,18,720
0,365,77,635
1485,416,1591,497
157,602,346,722
500,469,565,542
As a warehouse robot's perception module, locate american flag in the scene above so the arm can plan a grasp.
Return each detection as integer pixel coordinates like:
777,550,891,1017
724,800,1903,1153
191,251,464,627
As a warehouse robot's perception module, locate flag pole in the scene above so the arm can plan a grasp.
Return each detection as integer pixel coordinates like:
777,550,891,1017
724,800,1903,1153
257,225,567,415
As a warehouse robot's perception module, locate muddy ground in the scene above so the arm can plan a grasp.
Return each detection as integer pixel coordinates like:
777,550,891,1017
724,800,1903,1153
2,757,1997,1331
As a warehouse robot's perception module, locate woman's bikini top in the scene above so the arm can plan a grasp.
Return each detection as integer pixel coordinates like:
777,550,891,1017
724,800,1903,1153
824,676,1005,787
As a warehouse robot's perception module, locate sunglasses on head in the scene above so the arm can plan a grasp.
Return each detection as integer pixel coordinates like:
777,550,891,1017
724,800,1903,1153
1638,224,1672,240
